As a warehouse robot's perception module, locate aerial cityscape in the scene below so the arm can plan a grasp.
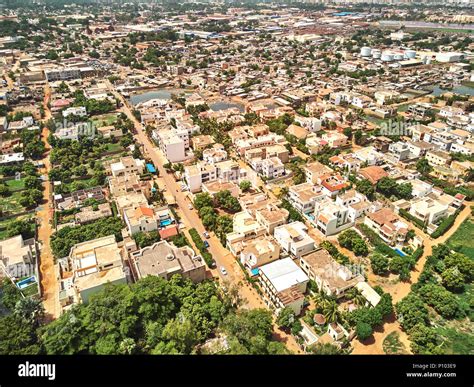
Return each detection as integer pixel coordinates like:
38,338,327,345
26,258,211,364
0,0,473,360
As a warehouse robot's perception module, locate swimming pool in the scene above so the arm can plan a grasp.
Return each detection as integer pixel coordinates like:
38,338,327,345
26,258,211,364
17,276,36,290
160,219,173,227
394,248,407,257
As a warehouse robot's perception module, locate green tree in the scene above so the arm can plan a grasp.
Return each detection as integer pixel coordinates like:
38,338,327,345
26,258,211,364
355,178,375,200
396,294,429,332
370,252,389,275
441,267,465,293
356,322,373,341
416,158,433,175
239,180,252,192
276,307,295,330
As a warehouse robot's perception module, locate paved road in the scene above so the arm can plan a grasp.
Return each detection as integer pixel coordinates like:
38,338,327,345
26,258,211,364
108,83,303,353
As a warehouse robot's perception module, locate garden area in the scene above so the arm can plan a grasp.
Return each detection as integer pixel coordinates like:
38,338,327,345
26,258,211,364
446,219,474,260
90,113,119,128
396,244,474,354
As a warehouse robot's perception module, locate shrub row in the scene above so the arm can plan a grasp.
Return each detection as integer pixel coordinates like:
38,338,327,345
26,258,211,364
399,209,426,230
188,228,213,267
430,208,462,239
357,224,399,258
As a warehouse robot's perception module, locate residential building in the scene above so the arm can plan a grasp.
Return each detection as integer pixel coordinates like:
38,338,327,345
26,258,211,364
299,248,364,298
131,240,206,283
304,161,333,184
0,234,37,279
358,165,388,185
255,203,289,235
364,208,409,246
75,203,113,224
274,221,316,258
259,257,309,315
238,235,281,274
288,182,326,214
57,235,127,312
312,198,353,236
110,156,145,177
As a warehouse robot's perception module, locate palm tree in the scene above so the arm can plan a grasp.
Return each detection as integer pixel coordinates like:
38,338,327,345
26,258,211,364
322,300,339,324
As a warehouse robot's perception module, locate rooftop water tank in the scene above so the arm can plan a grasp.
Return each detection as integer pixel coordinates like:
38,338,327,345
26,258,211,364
381,51,394,62
360,46,372,57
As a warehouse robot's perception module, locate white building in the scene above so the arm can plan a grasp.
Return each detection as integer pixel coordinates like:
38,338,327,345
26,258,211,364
259,257,309,315
274,221,316,258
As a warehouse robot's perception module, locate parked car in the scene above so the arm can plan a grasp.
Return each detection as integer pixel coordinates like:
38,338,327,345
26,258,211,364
220,267,227,276
188,204,193,210
203,240,210,249
203,231,210,239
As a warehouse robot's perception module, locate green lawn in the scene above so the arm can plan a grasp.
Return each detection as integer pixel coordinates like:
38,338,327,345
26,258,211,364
383,331,408,354
1,191,26,214
446,219,474,260
105,142,124,153
5,178,26,192
435,326,474,355
91,113,119,128
0,215,32,240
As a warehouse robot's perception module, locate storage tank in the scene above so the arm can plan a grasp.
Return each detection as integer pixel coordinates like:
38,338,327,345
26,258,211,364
360,46,372,57
405,49,416,59
394,53,404,61
372,49,381,59
381,51,394,62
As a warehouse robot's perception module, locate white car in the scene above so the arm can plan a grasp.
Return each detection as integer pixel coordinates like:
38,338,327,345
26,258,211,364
220,267,227,276
188,204,193,210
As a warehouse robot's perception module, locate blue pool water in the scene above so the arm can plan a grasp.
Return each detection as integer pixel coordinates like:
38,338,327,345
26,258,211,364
146,163,156,173
17,276,36,290
394,248,407,257
160,219,173,227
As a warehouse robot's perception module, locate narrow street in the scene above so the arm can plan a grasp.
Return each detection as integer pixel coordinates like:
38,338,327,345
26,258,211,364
109,84,303,353
37,84,59,320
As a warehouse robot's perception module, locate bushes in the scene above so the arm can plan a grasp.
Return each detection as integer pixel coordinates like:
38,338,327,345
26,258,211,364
337,229,368,257
50,217,124,259
320,241,350,265
430,209,461,238
188,228,213,268
279,199,303,222
399,209,426,230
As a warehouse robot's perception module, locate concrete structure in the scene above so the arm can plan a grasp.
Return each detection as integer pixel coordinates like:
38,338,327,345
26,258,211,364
299,248,364,298
274,221,316,258
57,236,127,311
131,240,206,283
364,208,409,246
259,257,309,315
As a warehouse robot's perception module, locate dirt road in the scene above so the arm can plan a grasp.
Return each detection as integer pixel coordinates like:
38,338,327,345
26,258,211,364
37,84,59,320
109,83,303,353
352,203,472,354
